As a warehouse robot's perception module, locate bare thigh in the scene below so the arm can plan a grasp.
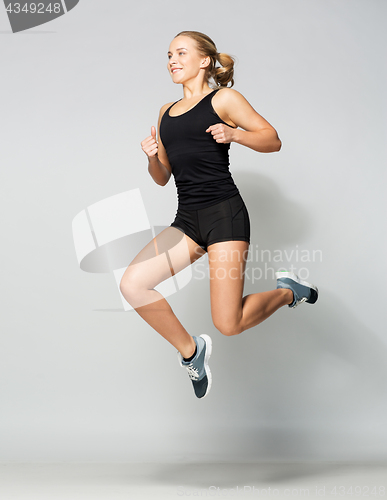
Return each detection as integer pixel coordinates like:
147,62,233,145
208,240,249,336
120,227,206,297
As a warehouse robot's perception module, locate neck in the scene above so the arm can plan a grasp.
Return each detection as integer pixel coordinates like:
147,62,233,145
181,82,213,99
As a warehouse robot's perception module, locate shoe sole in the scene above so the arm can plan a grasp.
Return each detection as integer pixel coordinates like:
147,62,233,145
275,271,319,304
199,334,212,398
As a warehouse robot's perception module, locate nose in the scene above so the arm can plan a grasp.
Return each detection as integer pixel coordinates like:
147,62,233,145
169,53,178,66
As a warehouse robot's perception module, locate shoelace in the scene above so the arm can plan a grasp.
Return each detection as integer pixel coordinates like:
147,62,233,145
292,296,307,309
186,364,199,381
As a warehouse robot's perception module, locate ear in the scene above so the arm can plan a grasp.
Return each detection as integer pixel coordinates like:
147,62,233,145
200,56,211,69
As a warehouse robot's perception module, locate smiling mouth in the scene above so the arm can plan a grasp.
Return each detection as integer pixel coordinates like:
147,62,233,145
171,68,182,74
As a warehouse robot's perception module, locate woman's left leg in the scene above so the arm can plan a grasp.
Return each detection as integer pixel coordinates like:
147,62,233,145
208,240,293,336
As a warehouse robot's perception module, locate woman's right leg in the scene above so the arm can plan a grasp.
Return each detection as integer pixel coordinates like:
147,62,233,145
119,227,206,359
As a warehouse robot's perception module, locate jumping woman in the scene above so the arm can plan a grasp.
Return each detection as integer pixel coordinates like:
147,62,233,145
120,31,318,399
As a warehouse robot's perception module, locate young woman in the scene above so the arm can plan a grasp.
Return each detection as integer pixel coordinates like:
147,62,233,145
120,31,318,399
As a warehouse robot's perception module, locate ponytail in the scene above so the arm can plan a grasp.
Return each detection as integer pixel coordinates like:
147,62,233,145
213,52,235,88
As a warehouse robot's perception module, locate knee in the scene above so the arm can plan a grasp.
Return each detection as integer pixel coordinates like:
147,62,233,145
213,319,242,337
119,269,142,302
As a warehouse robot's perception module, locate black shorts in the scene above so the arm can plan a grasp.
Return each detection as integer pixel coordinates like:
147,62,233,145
170,193,250,252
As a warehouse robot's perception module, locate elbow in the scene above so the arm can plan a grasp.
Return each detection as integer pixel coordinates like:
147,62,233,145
157,174,170,187
273,138,282,152
264,140,281,153
261,131,281,152
163,171,172,186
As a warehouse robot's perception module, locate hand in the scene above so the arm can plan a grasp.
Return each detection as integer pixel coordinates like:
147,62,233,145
205,123,235,144
141,126,158,158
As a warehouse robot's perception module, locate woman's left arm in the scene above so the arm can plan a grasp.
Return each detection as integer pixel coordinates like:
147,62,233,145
206,88,282,153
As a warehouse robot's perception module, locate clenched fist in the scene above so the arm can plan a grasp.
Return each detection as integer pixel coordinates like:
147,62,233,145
206,123,236,144
141,126,158,158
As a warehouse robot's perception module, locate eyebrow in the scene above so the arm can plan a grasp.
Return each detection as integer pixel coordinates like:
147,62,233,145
167,47,187,54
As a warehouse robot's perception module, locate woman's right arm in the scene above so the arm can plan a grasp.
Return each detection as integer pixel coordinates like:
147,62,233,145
141,103,173,186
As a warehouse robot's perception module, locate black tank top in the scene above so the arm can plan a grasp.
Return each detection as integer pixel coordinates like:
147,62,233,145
160,88,240,210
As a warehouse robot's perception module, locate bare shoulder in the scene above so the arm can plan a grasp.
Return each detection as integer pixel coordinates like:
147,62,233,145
212,88,251,128
214,87,248,106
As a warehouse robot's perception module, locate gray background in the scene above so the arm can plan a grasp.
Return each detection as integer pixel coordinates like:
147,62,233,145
1,0,386,462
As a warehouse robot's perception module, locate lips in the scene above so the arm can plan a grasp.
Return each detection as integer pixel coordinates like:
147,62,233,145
171,68,182,74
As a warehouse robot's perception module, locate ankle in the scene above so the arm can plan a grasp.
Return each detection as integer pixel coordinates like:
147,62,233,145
281,288,294,305
181,337,196,359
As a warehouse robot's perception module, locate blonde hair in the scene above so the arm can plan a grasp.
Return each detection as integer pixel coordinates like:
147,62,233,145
174,30,235,88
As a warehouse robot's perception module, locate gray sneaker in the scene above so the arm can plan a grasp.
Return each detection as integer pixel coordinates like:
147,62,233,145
275,271,318,308
177,334,212,399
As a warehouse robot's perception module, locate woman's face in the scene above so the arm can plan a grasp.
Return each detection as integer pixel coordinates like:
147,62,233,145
167,35,209,84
